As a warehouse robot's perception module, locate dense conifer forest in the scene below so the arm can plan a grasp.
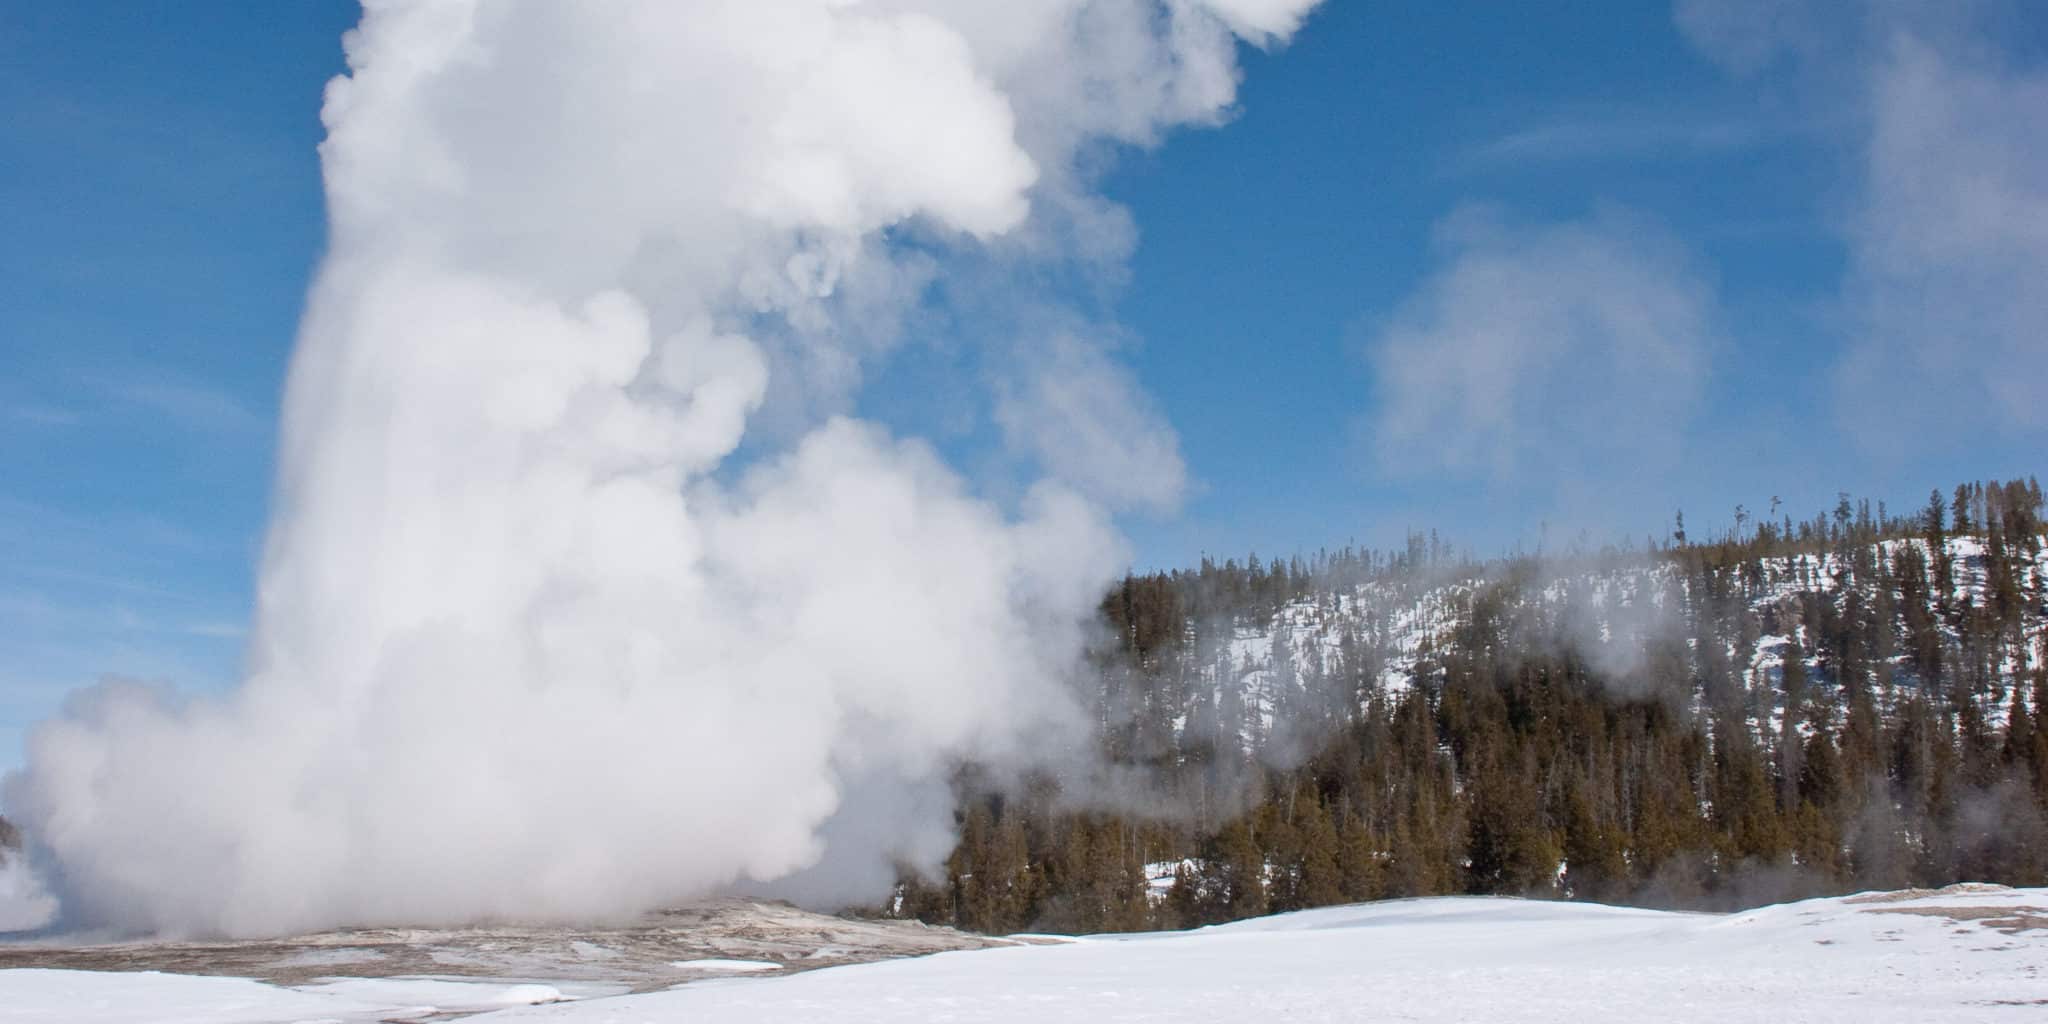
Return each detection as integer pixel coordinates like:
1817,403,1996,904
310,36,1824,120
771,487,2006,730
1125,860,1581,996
886,478,2048,933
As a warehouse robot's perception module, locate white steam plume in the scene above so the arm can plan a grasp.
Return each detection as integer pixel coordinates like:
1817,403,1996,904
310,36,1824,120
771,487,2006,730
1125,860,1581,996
4,0,1318,937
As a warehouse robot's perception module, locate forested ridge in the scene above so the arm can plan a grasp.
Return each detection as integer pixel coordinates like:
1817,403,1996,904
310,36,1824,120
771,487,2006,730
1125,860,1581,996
885,478,2048,933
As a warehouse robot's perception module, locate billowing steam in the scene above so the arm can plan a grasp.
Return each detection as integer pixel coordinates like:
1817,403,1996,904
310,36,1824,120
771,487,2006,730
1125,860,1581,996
4,0,1317,937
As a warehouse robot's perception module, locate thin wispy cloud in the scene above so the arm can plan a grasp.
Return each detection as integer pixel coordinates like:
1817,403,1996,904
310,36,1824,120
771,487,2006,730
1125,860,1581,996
1451,104,1767,174
1359,203,1720,529
5,561,223,605
3,402,79,427
11,369,266,436
1834,33,2048,449
0,494,227,562
1678,0,2048,456
15,591,249,636
94,371,264,435
180,621,247,640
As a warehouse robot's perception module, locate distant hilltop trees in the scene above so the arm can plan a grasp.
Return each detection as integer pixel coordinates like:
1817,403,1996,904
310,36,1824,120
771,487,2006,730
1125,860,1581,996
887,477,2048,934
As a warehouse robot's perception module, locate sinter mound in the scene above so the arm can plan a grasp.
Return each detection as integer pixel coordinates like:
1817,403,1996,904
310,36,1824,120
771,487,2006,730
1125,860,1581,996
0,898,1019,991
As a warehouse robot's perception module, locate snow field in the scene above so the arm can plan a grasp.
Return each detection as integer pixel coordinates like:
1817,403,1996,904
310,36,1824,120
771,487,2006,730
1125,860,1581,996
3,887,2042,1022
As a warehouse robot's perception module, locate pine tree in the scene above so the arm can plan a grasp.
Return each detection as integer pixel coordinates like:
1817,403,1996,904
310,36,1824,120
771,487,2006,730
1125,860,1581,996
1795,724,1846,880
1777,634,1808,811
1923,489,1947,551
1561,775,1627,901
2033,673,2048,809
2005,687,2035,770
1336,809,1383,902
1216,818,1267,919
1298,800,1345,908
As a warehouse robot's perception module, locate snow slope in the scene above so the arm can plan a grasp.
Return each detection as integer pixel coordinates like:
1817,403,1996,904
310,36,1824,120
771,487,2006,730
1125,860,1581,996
474,886,2048,1022
9,887,2036,1022
1206,533,2048,753
0,968,568,1023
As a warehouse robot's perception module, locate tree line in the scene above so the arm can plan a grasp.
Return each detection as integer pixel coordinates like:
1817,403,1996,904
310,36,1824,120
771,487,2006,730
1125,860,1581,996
886,477,2048,934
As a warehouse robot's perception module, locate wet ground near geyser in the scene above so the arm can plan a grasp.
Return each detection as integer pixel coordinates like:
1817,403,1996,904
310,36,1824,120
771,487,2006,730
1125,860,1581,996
0,898,1016,992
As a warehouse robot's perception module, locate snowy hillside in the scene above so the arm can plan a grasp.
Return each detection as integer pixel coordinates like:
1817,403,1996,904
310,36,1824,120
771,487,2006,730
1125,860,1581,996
902,506,2048,936
4,885,2041,1022
1183,531,2048,756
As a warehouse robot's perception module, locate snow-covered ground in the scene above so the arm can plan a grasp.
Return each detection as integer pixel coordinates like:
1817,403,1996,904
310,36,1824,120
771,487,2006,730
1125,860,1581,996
0,970,584,1022
5,886,2041,1022
1206,533,2048,753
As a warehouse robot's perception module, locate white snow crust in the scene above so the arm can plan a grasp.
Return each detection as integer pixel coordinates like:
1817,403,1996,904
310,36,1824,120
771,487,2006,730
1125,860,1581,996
6,888,2039,1022
670,958,783,972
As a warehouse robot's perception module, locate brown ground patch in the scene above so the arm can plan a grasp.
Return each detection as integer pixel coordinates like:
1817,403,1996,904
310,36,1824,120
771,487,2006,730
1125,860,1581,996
1861,904,2048,935
1843,883,2015,905
0,898,1016,991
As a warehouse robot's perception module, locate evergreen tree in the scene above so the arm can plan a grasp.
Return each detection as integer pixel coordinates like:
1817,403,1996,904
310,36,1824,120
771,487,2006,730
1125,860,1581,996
1297,800,1345,908
883,478,2048,934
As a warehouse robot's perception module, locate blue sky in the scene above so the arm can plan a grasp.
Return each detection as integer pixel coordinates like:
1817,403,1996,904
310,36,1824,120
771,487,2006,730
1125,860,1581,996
2,2,2045,766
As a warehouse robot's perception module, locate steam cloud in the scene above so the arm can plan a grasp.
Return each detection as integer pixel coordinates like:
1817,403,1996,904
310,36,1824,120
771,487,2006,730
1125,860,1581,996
4,0,1317,937
1677,0,2048,453
1367,206,1716,488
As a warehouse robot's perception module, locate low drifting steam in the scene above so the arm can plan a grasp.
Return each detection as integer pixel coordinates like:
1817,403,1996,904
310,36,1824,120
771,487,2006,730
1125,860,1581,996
4,0,1318,937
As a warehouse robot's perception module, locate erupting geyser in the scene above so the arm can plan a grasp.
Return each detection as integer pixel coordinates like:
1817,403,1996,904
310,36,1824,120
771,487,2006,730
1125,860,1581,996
2,0,1318,937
